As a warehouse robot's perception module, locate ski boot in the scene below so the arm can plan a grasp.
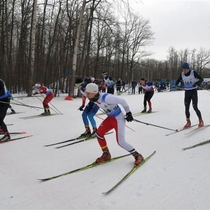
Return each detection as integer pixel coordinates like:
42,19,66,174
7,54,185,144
141,108,147,113
147,108,152,113
96,150,111,163
41,108,51,116
80,127,91,138
0,134,11,142
89,128,97,138
10,109,16,114
183,119,191,128
198,119,204,127
132,151,144,165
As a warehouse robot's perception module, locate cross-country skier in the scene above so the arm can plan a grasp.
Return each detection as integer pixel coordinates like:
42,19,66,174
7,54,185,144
176,62,204,128
0,79,11,141
84,83,144,165
78,77,99,137
32,83,54,115
139,78,154,113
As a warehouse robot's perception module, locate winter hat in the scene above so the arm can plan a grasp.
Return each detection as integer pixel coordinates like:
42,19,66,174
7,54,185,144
90,77,95,82
102,72,108,75
35,83,41,87
182,62,189,69
85,83,98,93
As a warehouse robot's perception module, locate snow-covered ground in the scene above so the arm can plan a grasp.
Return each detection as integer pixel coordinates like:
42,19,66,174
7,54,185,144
1,89,210,209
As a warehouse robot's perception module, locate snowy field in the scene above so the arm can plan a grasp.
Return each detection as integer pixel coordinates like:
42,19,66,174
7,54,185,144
1,89,210,209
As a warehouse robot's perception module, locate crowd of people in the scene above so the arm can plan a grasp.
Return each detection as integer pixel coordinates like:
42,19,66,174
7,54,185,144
0,62,205,166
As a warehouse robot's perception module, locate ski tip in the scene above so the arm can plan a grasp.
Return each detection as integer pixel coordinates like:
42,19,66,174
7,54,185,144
21,132,27,134
55,146,62,149
44,145,51,147
149,150,156,155
38,178,49,182
28,135,33,137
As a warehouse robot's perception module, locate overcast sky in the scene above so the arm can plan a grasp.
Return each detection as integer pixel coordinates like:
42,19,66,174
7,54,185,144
129,0,210,61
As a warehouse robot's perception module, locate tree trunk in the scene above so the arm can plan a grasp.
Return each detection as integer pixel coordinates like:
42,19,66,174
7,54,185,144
69,0,86,97
28,0,37,96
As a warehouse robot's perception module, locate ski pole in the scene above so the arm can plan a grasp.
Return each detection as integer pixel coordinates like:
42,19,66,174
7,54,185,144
41,95,63,115
35,95,63,115
49,101,63,115
96,114,135,132
13,99,41,111
0,100,44,109
133,118,178,132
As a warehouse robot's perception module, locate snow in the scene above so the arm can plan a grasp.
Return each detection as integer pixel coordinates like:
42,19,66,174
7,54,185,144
1,89,210,209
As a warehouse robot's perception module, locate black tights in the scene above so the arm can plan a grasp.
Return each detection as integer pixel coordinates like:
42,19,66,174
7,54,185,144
0,103,9,132
143,92,154,108
184,89,202,119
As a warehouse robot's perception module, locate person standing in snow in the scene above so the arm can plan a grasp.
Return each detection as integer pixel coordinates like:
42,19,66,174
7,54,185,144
116,78,122,95
32,83,54,115
131,80,137,94
78,77,99,138
102,72,115,94
84,83,144,165
0,79,11,141
176,62,204,128
121,80,126,92
139,78,154,113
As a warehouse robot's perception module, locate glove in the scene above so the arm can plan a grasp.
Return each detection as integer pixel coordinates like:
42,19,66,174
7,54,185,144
125,112,133,122
78,105,84,111
193,83,197,87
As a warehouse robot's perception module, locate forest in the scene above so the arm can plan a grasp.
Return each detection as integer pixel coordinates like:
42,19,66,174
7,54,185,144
0,0,210,96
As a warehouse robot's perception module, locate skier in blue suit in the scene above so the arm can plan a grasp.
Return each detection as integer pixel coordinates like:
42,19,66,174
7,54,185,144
78,77,99,137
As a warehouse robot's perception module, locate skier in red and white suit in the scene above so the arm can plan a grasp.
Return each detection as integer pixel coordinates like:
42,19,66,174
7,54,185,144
33,83,54,115
84,83,144,165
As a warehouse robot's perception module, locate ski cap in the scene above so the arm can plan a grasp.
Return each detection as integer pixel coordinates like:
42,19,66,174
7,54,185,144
35,83,41,87
182,62,189,69
85,83,98,93
90,77,95,82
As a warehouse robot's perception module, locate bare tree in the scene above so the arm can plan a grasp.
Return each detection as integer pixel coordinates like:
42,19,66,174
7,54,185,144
69,0,90,97
28,0,37,96
195,48,210,75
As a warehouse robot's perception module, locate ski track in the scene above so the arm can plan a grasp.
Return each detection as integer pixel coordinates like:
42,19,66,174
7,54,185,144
0,90,210,209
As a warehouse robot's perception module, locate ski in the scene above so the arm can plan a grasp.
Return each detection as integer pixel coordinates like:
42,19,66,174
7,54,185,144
165,124,197,136
55,137,94,149
0,131,27,135
182,139,210,150
7,111,25,115
7,124,13,126
20,113,58,119
45,132,113,147
133,111,158,117
44,136,86,147
185,124,210,135
0,135,33,144
55,132,113,149
10,132,27,135
102,151,156,195
38,153,131,182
